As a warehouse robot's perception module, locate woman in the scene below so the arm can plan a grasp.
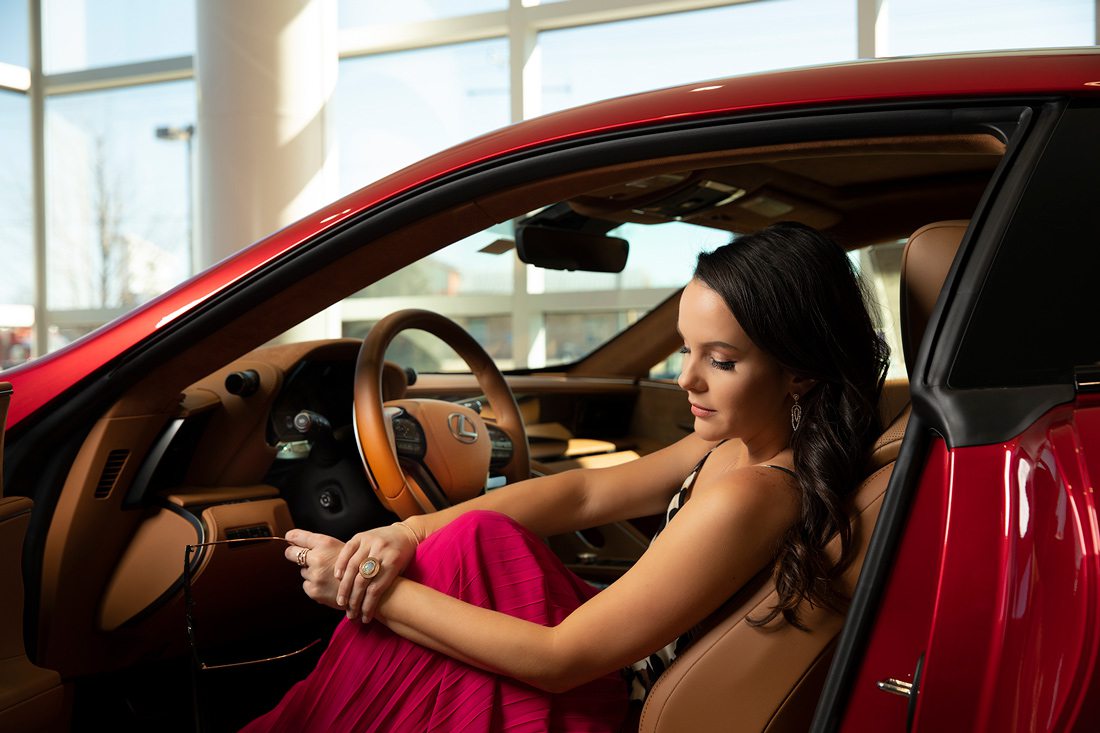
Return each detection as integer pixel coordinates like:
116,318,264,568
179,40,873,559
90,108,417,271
244,221,889,732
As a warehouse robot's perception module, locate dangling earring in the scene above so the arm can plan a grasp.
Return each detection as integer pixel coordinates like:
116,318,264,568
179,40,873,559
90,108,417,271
790,393,802,432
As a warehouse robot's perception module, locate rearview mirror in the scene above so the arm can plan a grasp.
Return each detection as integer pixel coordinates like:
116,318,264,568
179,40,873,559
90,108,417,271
515,226,628,273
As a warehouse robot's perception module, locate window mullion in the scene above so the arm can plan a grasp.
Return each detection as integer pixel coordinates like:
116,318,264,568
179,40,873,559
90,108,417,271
29,0,47,357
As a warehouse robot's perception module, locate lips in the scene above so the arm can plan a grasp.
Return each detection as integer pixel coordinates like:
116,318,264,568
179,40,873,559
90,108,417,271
690,403,716,418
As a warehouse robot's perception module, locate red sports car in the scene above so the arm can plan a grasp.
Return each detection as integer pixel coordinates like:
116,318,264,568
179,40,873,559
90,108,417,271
1,48,1098,732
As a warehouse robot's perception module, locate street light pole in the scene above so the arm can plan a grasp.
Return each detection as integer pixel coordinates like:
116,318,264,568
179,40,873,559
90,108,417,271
155,124,196,275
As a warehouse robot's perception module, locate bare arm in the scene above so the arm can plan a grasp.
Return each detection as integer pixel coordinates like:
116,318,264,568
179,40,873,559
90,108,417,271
332,432,718,618
404,431,717,540
373,464,798,692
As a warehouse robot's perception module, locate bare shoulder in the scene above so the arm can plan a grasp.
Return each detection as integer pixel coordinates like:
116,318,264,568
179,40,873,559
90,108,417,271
602,431,721,490
690,459,801,531
578,431,722,524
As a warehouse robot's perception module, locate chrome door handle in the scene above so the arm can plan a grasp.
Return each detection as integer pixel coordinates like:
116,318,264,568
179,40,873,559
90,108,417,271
876,678,913,697
875,652,924,732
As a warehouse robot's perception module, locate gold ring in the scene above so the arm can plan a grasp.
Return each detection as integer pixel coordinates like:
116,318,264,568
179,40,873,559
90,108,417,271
296,548,309,567
359,557,381,580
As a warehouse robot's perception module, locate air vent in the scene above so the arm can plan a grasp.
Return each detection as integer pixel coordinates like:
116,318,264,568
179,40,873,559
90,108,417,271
94,449,130,499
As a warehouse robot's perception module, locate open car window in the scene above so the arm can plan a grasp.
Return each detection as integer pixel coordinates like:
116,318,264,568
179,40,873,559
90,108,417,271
648,239,908,381
326,130,1005,380
339,219,729,373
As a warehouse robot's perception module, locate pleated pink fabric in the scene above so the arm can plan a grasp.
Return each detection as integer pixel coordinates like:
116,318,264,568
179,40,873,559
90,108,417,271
242,510,629,732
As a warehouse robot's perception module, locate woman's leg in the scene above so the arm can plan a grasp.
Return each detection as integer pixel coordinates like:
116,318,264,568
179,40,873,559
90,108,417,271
242,511,628,732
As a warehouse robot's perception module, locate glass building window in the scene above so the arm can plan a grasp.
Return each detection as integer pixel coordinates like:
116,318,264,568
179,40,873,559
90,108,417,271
339,0,505,27
43,0,196,73
544,310,643,366
343,314,513,373
0,1,29,67
0,90,34,364
883,0,1094,56
361,225,515,297
45,80,195,314
650,239,910,382
539,0,857,114
335,37,510,192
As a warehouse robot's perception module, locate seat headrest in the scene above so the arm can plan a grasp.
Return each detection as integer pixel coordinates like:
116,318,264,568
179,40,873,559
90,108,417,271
900,220,968,372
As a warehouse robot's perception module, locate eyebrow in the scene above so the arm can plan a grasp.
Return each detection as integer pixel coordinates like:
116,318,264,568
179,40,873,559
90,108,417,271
676,328,744,352
702,340,743,351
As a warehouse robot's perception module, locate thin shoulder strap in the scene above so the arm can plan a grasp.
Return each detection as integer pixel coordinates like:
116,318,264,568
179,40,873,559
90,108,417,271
762,464,798,479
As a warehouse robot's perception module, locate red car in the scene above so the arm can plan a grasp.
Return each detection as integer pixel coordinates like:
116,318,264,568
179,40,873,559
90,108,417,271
1,49,1098,731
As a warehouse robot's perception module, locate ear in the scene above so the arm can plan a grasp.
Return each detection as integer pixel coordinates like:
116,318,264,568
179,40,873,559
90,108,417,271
787,373,817,396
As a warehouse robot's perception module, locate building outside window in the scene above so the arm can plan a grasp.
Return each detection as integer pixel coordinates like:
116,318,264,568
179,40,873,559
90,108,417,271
1,0,1095,368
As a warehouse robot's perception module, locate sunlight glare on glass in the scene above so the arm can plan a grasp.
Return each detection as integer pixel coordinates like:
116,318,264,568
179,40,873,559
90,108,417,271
43,0,196,74
335,38,509,192
0,1,29,67
539,0,855,114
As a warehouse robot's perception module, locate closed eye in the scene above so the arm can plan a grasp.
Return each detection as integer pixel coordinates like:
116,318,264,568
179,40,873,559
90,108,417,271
709,358,735,371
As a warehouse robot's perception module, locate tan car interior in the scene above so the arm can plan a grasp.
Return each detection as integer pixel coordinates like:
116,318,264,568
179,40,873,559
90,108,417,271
21,128,993,728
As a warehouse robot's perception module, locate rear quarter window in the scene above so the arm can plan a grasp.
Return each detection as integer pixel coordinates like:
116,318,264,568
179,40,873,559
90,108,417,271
950,104,1100,388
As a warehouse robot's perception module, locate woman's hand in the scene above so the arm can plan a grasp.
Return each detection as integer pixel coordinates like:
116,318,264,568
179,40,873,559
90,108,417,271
334,523,421,623
284,529,345,610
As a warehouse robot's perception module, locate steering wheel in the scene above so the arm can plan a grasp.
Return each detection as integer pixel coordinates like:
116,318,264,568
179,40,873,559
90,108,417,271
352,309,530,519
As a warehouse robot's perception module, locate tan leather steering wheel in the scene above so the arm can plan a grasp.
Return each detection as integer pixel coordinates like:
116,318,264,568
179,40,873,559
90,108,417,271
353,309,530,519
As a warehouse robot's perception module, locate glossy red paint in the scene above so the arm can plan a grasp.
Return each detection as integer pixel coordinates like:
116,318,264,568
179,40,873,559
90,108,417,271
4,51,1099,427
841,398,1100,732
838,437,949,730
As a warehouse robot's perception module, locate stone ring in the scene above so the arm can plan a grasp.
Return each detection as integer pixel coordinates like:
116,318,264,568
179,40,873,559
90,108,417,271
296,548,310,567
359,556,382,580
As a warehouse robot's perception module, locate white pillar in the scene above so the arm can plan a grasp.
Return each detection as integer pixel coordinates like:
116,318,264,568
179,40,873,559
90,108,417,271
857,0,889,59
195,0,339,338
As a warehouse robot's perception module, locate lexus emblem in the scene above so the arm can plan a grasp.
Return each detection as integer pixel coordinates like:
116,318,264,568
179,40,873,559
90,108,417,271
447,412,478,444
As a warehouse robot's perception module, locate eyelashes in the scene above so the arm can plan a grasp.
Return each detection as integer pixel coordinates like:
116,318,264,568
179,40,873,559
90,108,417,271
678,346,736,371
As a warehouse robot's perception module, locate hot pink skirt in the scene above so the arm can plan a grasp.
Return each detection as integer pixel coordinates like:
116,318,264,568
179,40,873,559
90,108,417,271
242,510,629,732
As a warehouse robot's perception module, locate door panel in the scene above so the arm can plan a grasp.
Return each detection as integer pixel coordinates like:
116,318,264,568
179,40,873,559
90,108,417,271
0,379,70,730
839,398,1100,732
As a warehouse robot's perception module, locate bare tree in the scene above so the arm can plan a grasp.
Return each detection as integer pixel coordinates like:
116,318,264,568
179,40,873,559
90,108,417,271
90,136,134,309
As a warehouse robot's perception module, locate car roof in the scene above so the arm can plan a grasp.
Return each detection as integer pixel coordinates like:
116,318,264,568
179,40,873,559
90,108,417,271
4,49,1099,427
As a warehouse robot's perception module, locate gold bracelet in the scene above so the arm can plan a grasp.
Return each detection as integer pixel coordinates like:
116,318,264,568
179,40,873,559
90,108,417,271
392,521,421,547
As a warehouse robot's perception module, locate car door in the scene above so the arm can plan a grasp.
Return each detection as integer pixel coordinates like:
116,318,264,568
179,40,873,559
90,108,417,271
817,101,1100,732
0,382,69,730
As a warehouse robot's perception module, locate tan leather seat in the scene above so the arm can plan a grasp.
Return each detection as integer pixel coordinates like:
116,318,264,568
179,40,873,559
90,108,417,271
900,221,970,370
0,384,71,731
638,222,968,732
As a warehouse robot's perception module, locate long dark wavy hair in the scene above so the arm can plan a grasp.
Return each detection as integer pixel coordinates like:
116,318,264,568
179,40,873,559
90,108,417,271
694,221,889,629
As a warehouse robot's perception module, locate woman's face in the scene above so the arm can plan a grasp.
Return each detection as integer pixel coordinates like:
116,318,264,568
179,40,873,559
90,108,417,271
676,279,794,445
